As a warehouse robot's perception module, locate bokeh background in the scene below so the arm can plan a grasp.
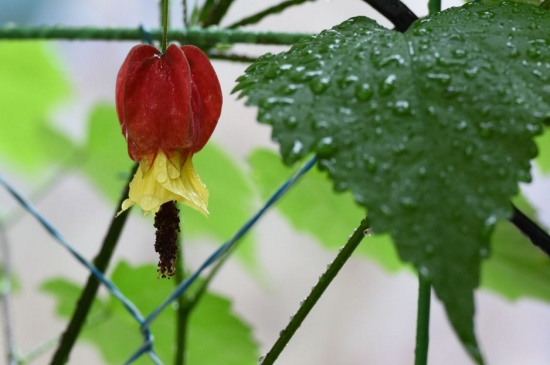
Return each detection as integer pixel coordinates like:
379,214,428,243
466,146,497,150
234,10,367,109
1,0,550,364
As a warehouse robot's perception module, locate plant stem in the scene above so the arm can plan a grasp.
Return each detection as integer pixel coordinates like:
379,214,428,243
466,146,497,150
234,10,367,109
360,0,418,32
50,163,138,365
510,204,550,259
227,0,314,29
174,217,190,365
161,0,170,52
261,218,370,365
414,272,431,365
428,0,441,15
0,26,309,45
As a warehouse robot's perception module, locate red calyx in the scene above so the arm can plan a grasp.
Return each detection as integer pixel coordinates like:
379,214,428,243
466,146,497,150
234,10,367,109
116,44,222,162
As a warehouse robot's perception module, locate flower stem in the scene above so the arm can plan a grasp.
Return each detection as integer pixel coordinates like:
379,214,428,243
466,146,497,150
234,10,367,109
414,272,431,365
161,0,170,52
50,163,138,365
261,218,370,365
174,216,191,365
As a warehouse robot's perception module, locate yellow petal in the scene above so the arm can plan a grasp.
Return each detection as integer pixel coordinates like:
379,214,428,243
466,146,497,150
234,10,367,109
118,151,209,216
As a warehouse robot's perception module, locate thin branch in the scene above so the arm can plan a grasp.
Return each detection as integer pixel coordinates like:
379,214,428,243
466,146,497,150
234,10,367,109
50,163,138,365
227,0,315,29
260,218,370,365
0,26,310,46
161,0,170,52
414,273,431,365
174,216,190,365
0,223,17,365
360,0,418,32
510,204,550,259
207,51,257,64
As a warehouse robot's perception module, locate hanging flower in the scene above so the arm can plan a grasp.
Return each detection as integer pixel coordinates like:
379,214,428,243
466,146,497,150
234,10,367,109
115,44,222,216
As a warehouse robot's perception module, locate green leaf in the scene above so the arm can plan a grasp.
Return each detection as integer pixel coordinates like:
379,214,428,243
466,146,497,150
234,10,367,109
248,148,402,271
183,143,258,265
82,104,133,201
535,129,550,174
482,196,550,302
41,261,258,364
235,3,550,362
0,42,73,173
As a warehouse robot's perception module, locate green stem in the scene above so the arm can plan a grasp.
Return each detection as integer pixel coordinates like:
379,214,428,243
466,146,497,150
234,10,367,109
261,218,370,365
50,163,138,365
161,0,170,52
428,0,441,15
414,272,431,365
0,26,309,46
174,219,190,365
228,0,314,29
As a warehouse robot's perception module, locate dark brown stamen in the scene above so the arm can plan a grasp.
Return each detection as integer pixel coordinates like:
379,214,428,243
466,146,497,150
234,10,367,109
154,201,180,278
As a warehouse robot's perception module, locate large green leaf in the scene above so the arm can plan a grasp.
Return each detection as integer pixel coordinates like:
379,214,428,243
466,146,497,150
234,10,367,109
41,261,258,365
249,149,550,302
235,2,550,362
0,42,73,173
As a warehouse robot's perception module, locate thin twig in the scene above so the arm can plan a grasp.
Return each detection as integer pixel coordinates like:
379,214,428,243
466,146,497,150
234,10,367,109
360,0,418,32
260,218,370,365
510,204,550,259
227,0,315,29
50,163,138,365
0,26,310,46
0,223,17,365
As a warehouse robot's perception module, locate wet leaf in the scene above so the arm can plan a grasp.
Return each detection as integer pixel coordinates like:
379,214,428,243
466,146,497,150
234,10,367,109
235,3,550,362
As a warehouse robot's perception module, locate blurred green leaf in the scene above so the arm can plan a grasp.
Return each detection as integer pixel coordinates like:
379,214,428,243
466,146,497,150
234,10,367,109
248,148,402,271
183,143,258,264
0,42,73,173
482,196,550,302
41,261,258,365
82,104,133,201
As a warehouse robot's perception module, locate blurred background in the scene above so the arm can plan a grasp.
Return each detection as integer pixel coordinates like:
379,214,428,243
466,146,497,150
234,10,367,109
1,0,550,364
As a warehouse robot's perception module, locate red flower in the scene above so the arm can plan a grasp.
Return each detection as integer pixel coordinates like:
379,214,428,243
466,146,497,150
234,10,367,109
115,44,222,215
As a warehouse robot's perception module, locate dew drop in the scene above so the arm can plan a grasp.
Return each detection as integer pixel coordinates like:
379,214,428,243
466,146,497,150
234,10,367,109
363,228,372,236
380,74,397,95
258,356,265,364
393,100,411,115
156,172,168,183
312,120,330,131
455,120,468,131
399,196,417,209
284,116,298,128
310,76,331,94
167,163,180,179
418,266,430,279
355,83,373,101
479,247,489,258
140,194,160,212
316,136,336,156
427,73,451,85
452,49,467,59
